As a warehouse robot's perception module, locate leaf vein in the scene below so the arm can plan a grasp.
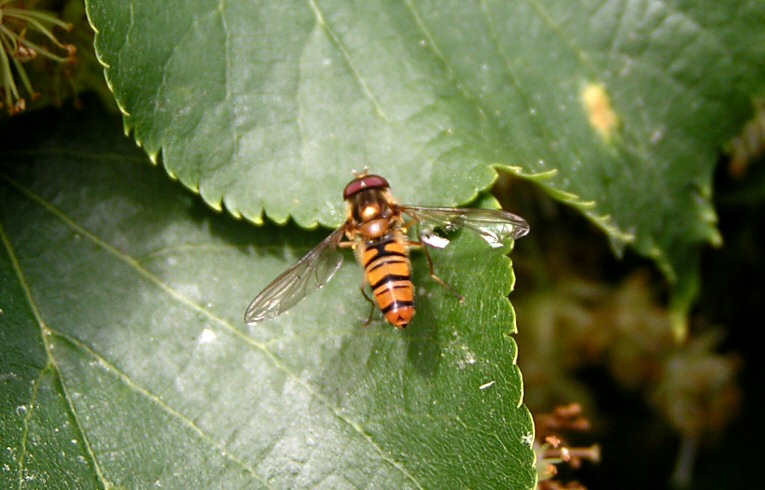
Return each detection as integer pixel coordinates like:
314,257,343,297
15,365,43,489
0,217,111,490
479,0,588,164
218,0,240,176
305,0,389,122
51,330,272,487
2,172,424,489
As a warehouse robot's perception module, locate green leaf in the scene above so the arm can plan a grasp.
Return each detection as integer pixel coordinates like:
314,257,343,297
84,0,765,331
0,103,535,488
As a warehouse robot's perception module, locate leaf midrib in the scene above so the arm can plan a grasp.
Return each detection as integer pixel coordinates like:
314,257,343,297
1,170,424,488
0,222,109,489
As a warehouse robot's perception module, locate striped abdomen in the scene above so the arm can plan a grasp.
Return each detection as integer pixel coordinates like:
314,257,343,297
362,233,414,328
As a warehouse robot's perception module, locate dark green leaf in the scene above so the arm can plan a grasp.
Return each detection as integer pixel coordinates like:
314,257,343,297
0,103,535,489
84,0,765,328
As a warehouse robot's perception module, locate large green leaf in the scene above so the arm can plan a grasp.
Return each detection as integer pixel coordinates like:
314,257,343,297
0,103,534,488
84,0,765,328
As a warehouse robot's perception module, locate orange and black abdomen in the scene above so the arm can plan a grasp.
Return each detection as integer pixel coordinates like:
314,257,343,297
362,233,414,328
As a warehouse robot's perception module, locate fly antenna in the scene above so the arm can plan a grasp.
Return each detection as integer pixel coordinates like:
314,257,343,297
352,166,370,178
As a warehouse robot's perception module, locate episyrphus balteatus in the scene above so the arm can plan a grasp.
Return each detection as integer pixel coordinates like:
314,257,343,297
244,171,529,328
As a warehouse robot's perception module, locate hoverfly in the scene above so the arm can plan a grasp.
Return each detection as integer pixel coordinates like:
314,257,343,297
244,171,529,328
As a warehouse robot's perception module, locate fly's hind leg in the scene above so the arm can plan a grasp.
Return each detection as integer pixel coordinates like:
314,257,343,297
359,284,377,326
410,239,465,304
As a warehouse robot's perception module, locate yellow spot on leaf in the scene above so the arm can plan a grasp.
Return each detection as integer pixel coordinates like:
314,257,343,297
582,83,619,141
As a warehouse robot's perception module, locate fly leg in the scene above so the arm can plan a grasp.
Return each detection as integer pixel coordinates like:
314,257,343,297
410,239,465,304
359,285,377,326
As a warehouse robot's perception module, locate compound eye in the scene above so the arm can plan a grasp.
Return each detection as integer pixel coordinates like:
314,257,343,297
343,174,390,199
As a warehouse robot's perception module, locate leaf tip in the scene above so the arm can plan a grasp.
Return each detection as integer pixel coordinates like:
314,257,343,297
241,209,265,226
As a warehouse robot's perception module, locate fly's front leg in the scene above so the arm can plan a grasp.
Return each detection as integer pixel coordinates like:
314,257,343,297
339,240,377,325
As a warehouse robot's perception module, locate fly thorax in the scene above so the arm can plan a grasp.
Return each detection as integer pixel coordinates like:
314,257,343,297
359,219,389,239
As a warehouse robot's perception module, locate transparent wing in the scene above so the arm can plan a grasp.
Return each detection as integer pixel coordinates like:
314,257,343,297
244,227,346,325
400,205,530,249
